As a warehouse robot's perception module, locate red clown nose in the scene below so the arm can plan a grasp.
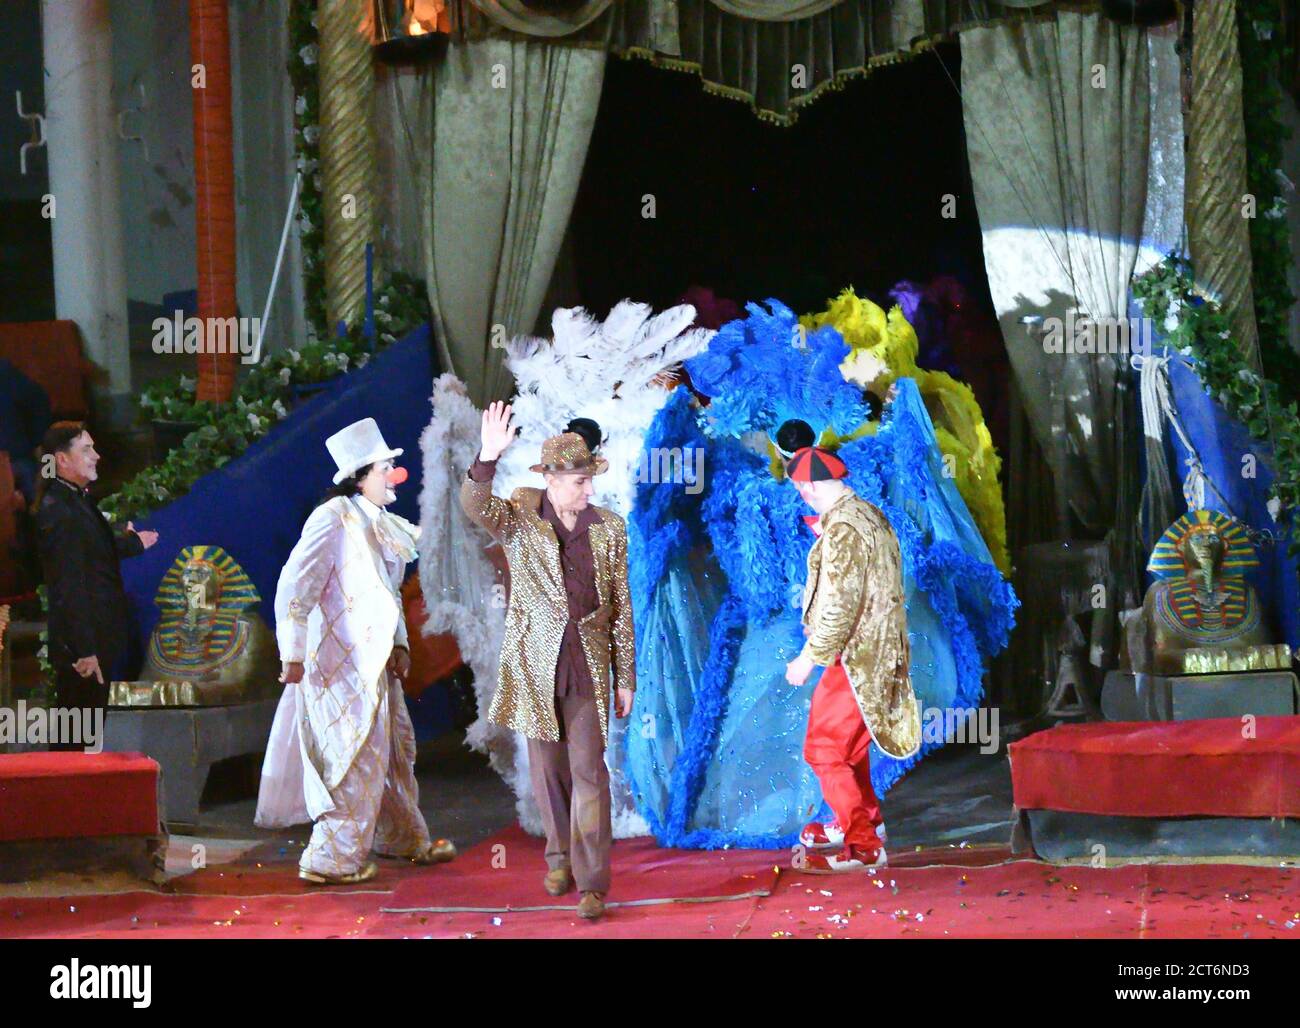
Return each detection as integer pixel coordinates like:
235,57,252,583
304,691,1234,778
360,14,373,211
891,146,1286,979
386,466,408,486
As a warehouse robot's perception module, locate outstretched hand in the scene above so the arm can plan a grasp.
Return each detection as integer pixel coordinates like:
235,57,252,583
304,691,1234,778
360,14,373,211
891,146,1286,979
785,654,815,686
127,521,159,550
479,401,518,462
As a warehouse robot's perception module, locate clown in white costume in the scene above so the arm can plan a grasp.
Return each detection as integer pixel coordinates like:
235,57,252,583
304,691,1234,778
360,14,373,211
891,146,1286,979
256,418,456,884
418,302,713,837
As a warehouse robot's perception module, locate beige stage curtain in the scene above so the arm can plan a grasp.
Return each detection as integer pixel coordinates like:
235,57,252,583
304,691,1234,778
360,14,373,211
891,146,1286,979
704,0,848,20
960,8,1150,538
447,0,1047,125
403,38,606,403
464,0,616,36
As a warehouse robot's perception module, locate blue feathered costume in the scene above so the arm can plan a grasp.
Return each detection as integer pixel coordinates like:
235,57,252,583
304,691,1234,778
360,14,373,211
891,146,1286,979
623,299,1018,848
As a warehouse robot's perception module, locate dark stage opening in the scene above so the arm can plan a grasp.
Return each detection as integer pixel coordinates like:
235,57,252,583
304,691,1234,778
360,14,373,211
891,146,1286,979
568,43,997,334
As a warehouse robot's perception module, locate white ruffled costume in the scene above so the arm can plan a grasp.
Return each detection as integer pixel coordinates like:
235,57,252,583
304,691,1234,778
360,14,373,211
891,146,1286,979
255,494,432,876
419,301,714,837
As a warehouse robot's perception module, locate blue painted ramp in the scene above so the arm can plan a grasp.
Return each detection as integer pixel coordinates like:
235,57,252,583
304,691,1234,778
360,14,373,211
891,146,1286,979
119,326,436,679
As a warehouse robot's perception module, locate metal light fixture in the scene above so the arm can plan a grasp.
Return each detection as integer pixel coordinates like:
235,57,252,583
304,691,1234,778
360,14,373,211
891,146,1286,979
371,0,448,63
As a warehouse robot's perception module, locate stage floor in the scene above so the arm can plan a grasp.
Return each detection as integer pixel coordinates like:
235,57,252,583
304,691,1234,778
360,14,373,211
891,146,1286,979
1,821,1296,939
2,735,1294,938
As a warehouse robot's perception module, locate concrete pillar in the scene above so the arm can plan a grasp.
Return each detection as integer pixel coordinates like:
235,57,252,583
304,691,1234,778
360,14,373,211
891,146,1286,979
40,0,132,410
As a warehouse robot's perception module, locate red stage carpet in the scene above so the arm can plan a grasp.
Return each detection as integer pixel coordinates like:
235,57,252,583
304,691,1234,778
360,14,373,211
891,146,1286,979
1009,717,1300,818
1,826,1296,939
383,825,779,912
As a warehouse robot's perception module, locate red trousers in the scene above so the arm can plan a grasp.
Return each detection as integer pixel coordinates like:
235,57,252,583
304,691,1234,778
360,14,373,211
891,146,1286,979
803,659,882,848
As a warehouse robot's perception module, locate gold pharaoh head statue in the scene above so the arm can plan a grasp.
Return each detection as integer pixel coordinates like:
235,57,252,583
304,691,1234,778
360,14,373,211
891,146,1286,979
156,545,260,621
1147,509,1258,584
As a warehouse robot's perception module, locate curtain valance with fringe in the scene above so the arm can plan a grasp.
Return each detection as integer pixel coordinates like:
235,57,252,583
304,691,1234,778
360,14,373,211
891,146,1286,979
449,0,1076,125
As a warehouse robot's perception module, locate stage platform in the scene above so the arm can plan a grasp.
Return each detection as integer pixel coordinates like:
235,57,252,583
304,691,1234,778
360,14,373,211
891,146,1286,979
102,698,279,829
1010,717,1300,862
0,752,165,885
1101,670,1297,722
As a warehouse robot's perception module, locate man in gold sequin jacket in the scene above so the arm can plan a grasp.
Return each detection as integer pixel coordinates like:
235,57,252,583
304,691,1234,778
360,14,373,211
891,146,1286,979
782,442,921,874
459,402,635,920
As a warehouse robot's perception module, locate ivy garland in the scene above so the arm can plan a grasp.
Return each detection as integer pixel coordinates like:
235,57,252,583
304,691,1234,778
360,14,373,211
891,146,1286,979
103,272,430,527
1132,255,1300,561
1237,0,1298,404
289,0,326,339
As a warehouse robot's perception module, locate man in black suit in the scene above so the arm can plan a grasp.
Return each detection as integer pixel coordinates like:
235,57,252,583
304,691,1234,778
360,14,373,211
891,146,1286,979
34,422,158,751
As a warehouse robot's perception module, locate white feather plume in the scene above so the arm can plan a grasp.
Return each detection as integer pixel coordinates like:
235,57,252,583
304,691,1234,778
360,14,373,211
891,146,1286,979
497,299,714,517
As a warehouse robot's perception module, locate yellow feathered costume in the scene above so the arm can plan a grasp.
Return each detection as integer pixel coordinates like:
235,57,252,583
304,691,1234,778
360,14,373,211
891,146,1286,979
796,288,1010,574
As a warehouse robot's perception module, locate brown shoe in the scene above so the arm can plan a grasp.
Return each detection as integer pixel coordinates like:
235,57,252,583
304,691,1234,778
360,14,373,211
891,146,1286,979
299,861,379,886
543,867,574,896
577,891,606,920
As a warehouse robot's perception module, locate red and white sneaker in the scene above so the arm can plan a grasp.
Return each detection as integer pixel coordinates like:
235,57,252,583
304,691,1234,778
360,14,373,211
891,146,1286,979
806,843,888,873
799,820,887,849
799,821,844,849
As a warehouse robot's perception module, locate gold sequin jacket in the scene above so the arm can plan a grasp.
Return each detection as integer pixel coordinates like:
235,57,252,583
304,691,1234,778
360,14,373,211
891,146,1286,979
800,489,921,759
459,471,636,744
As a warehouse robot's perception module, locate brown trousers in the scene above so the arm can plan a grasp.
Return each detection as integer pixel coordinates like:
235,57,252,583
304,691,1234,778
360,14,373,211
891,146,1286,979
526,688,611,894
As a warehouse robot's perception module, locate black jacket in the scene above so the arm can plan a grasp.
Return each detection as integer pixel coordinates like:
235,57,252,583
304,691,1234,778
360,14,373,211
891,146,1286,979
36,477,144,668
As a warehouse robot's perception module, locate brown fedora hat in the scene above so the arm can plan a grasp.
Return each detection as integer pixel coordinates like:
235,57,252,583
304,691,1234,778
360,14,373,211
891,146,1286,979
529,432,609,475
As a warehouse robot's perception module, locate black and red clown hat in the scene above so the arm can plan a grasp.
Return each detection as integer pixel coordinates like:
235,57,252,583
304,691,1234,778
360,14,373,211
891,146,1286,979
785,446,849,483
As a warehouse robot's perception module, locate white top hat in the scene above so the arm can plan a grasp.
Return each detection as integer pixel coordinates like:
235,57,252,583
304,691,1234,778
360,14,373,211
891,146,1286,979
325,418,404,484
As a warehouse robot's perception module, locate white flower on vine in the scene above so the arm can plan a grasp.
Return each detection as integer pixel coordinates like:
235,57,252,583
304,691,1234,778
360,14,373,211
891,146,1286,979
272,399,288,419
1179,346,1193,357
247,412,261,429
1163,313,1179,334
287,349,301,365
1237,368,1257,383
179,374,196,391
338,354,350,372
381,332,396,343
375,309,392,324
1267,496,1282,522
356,354,370,368
279,367,292,384
295,95,307,117
1218,390,1230,407
299,43,318,66
303,125,319,146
